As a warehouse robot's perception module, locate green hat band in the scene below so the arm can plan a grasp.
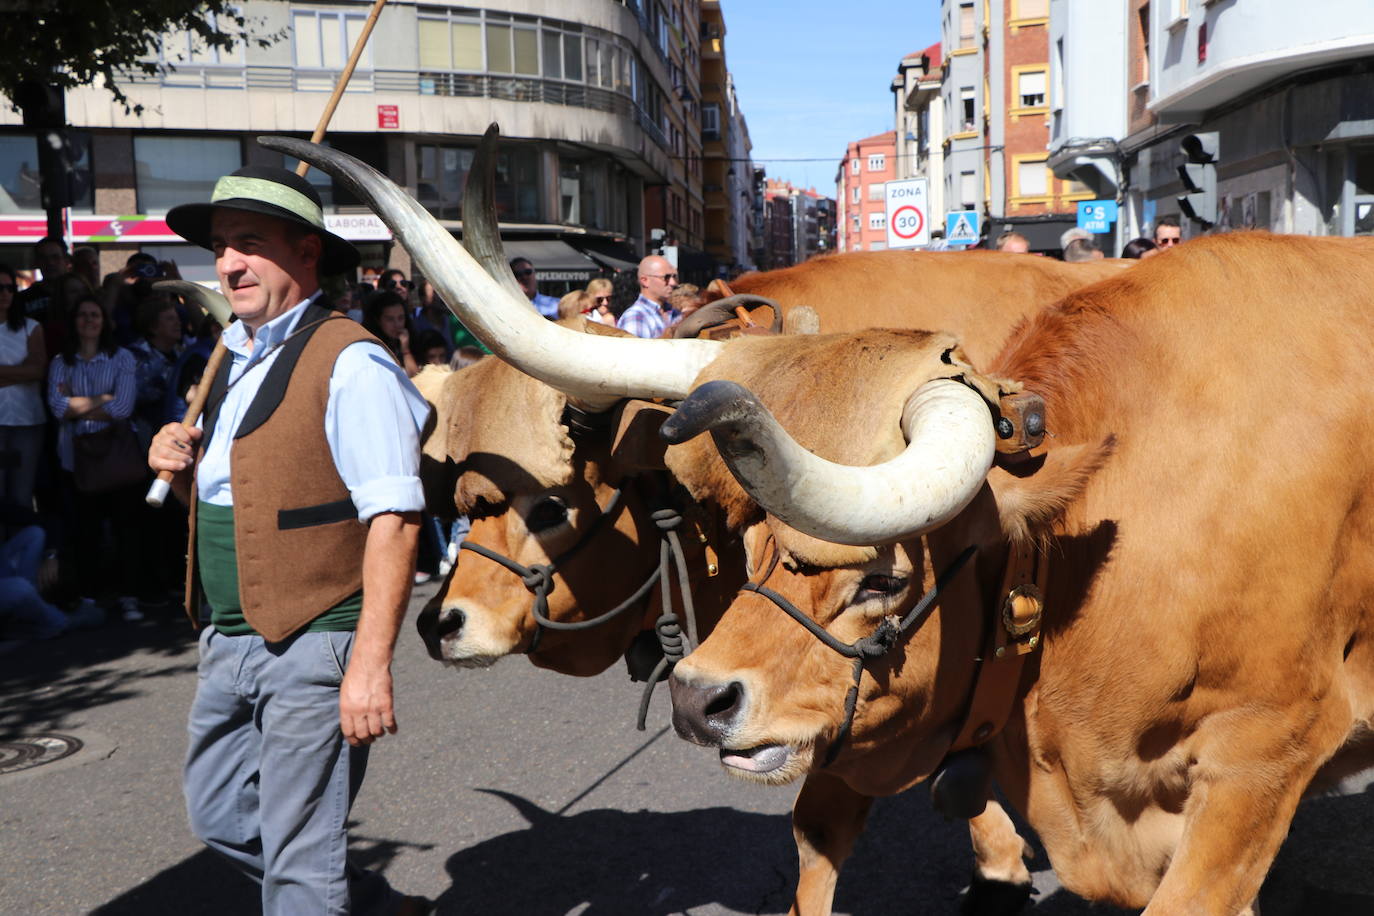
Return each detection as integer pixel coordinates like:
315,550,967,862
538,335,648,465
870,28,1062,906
212,176,323,228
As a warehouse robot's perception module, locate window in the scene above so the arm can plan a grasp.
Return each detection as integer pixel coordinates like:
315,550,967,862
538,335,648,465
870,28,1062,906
868,212,886,231
958,3,975,45
1014,0,1048,19
135,136,242,213
702,102,720,140
852,185,860,204
867,153,885,172
485,19,538,75
851,158,861,175
868,184,885,201
852,215,861,233
416,144,474,220
418,16,483,71
293,10,371,71
159,9,244,66
0,133,94,214
1017,70,1046,108
960,170,976,209
1137,6,1150,85
1017,159,1049,198
1165,0,1188,24
961,87,976,130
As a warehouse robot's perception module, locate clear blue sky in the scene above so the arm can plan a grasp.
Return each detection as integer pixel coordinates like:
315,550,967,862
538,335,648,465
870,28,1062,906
722,1,940,195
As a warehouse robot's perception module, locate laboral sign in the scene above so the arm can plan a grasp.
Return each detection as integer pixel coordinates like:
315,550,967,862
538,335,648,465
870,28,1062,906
0,213,393,244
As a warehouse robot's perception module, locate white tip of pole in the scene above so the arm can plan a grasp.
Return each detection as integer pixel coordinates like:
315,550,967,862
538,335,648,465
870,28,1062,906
146,477,172,508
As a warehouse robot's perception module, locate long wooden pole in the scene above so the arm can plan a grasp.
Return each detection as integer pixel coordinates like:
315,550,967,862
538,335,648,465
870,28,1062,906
146,0,390,508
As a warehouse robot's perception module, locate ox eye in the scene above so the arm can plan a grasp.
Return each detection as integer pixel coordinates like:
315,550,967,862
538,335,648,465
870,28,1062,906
855,574,908,602
526,496,570,533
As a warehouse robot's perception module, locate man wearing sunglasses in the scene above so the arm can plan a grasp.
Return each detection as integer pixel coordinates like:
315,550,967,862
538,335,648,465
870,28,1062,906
616,254,680,339
509,257,560,319
1153,214,1182,249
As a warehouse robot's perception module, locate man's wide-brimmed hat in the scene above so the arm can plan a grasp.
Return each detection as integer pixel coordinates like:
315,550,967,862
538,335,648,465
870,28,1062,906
166,165,359,275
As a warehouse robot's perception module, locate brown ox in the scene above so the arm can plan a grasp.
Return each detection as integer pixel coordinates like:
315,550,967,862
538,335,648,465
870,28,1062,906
265,134,1120,913
661,233,1374,914
415,249,1122,676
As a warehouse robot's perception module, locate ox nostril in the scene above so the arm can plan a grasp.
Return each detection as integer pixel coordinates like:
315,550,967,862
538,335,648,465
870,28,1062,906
703,682,743,722
434,607,466,640
670,677,747,746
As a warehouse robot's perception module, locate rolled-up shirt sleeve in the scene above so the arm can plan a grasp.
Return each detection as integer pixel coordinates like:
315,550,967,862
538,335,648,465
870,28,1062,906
325,341,431,522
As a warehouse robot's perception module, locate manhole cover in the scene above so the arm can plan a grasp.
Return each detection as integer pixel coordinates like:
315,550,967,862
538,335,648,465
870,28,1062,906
0,734,83,774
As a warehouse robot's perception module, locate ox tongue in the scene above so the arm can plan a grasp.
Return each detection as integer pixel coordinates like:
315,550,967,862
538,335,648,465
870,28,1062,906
720,745,789,773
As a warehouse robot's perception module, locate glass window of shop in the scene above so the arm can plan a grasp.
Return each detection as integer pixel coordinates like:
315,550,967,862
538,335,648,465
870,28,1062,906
417,143,541,224
135,136,242,214
0,132,94,214
417,144,474,221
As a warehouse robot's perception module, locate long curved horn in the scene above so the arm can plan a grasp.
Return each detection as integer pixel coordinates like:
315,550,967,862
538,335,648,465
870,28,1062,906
257,136,722,410
460,124,528,304
154,280,233,328
660,378,995,545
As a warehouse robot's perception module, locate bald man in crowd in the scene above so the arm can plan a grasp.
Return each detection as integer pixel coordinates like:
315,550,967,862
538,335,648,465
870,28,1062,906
616,254,680,339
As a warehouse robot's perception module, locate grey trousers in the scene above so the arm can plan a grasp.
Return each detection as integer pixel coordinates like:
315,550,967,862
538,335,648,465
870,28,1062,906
183,627,398,915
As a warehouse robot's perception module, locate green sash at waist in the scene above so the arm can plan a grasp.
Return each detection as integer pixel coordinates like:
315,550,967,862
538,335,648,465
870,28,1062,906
197,500,362,637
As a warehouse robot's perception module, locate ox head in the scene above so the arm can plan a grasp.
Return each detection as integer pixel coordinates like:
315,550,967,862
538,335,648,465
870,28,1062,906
261,128,735,677
659,330,1112,789
410,335,708,674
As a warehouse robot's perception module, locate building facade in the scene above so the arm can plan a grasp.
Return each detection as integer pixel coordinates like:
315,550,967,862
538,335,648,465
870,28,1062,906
835,131,896,252
700,1,756,274
894,43,945,226
1048,0,1374,253
0,0,731,288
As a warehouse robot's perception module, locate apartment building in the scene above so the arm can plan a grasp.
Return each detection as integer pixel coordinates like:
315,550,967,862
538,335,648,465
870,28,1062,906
893,43,945,225
700,1,756,274
939,0,1086,250
0,0,717,289
835,131,896,252
1049,1,1374,252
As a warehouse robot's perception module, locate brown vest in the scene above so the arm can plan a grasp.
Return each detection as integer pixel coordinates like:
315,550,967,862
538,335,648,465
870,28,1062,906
185,308,381,642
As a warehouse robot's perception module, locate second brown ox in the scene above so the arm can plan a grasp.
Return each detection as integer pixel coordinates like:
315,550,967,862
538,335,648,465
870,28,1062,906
661,233,1374,915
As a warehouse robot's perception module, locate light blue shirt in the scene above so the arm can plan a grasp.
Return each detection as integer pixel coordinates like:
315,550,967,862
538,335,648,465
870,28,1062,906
531,292,560,319
196,295,430,522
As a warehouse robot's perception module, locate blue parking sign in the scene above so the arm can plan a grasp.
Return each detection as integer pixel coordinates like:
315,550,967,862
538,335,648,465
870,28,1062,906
1077,200,1118,234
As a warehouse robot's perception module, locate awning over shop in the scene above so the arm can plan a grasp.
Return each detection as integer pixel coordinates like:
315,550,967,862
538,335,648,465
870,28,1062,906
570,238,640,273
502,240,599,282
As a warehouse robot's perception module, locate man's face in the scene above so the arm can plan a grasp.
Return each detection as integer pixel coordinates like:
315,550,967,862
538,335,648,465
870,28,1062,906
1154,224,1182,248
34,242,69,283
211,209,319,330
638,257,679,304
512,260,537,298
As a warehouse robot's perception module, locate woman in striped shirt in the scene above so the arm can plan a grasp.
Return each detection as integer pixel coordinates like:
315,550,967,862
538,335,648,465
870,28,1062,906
48,294,142,621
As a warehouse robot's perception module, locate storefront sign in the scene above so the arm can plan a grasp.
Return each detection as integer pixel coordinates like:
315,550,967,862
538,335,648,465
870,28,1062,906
377,105,400,129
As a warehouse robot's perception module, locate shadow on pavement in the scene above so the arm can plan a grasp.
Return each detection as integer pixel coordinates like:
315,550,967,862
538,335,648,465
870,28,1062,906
91,849,258,915
0,619,197,736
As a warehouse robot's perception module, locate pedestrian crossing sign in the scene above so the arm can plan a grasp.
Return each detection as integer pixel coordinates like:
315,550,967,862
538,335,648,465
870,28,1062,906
946,210,980,246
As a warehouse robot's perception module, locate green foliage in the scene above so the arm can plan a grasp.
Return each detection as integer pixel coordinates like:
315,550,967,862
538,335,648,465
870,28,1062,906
0,0,283,114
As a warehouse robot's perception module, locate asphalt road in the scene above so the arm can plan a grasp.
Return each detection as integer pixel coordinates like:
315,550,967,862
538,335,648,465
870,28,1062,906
3,582,1373,915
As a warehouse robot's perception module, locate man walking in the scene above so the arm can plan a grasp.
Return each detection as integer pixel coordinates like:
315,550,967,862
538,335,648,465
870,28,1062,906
616,254,680,339
149,165,432,915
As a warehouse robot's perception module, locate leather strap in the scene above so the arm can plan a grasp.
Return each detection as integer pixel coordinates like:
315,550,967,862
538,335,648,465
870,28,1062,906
949,540,1048,751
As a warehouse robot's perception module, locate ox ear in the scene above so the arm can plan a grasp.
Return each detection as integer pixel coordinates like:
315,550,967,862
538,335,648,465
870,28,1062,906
989,435,1116,544
611,399,675,471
